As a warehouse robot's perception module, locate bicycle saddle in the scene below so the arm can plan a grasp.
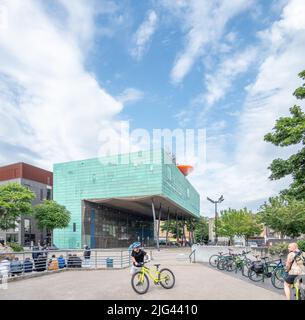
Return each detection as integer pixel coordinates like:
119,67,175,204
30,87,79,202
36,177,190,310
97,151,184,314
218,252,223,254
154,264,160,268
261,256,269,260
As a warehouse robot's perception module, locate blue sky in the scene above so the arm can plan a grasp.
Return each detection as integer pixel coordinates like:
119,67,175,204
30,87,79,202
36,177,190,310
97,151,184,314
0,0,304,215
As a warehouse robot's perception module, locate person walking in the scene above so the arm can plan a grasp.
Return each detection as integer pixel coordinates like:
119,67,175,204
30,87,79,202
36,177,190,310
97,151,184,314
284,242,305,300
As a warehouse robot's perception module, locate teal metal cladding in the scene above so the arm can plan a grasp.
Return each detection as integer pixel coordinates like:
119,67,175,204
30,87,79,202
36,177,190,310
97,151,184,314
53,149,200,248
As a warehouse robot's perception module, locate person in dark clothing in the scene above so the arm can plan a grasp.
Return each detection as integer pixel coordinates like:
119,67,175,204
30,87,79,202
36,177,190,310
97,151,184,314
23,258,33,273
67,254,73,268
35,255,47,272
32,246,42,260
67,254,82,268
83,245,91,266
10,257,23,276
130,242,150,275
73,254,82,268
84,245,91,259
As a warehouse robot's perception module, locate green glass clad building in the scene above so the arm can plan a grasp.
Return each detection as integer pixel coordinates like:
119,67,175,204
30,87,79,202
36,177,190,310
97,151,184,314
53,149,200,249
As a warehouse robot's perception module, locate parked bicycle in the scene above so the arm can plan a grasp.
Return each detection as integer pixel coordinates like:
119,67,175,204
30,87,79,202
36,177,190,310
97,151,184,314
131,262,175,295
248,255,285,290
231,250,252,277
217,252,236,272
209,249,234,268
292,275,305,300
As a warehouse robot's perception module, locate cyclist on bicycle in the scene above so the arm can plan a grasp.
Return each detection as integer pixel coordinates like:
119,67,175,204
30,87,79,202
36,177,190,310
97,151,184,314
130,242,150,275
284,243,305,300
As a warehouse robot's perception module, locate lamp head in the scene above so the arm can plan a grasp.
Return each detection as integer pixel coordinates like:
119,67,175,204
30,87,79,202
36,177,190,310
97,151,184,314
207,197,215,203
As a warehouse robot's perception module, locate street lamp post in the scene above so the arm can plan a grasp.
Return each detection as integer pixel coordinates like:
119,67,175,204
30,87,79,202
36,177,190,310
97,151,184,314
207,195,224,245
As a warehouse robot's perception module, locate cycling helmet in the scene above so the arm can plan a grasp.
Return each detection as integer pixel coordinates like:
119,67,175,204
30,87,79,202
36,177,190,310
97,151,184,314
132,242,141,249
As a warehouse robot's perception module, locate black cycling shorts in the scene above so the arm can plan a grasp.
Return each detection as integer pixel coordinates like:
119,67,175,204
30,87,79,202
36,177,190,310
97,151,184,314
285,275,297,284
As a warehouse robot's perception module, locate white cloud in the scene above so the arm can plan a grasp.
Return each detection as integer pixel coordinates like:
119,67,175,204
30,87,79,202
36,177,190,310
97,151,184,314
204,47,258,107
131,10,158,60
117,88,144,105
161,0,254,84
188,0,305,216
0,0,123,169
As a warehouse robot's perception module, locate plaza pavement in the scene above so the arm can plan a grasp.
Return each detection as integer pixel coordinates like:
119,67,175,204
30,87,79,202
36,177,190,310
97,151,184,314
0,248,285,300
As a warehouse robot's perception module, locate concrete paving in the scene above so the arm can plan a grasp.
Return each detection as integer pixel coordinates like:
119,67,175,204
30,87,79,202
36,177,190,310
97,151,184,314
0,248,285,300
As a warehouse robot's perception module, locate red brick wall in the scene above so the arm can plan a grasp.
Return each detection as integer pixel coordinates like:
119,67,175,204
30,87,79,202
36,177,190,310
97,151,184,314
0,163,53,186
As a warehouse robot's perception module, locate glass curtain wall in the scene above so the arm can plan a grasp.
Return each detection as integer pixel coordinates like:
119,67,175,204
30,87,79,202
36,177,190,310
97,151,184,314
83,201,154,248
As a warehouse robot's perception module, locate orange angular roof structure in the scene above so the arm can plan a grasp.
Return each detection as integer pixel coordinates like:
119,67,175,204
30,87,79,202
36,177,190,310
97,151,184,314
177,165,194,176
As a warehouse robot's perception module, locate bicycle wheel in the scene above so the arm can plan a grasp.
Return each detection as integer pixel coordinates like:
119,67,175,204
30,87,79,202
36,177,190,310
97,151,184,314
248,269,263,282
131,271,150,294
241,263,250,277
244,258,252,268
225,260,236,272
271,268,285,290
159,268,175,289
209,255,219,268
217,259,225,270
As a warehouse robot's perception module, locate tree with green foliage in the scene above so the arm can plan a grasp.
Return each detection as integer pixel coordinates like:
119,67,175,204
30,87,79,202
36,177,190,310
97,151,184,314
216,208,262,245
33,200,71,245
259,196,305,238
160,219,183,240
160,217,208,244
264,70,305,199
193,217,209,244
0,183,35,231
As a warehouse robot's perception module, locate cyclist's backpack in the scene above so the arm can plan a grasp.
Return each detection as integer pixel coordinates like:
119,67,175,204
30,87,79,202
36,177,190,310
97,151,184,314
294,251,305,267
250,261,264,274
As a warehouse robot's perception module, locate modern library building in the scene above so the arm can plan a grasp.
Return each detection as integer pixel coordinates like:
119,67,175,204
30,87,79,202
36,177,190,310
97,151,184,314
53,149,200,249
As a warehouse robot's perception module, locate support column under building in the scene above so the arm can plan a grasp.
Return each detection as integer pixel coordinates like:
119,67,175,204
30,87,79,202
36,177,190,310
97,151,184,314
158,203,162,240
165,207,170,247
151,199,159,251
176,212,179,245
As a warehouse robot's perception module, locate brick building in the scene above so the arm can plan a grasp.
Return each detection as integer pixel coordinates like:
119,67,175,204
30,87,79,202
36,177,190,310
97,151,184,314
0,162,53,247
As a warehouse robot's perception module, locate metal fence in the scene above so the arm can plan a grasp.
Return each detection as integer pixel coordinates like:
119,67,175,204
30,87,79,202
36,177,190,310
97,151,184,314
0,249,133,279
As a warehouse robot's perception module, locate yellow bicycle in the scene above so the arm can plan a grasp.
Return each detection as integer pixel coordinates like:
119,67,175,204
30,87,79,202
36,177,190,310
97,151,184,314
292,275,305,300
131,262,175,294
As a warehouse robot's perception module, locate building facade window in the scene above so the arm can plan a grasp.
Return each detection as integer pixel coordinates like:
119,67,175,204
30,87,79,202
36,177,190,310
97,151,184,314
73,223,76,232
6,233,18,243
40,189,44,201
24,219,31,233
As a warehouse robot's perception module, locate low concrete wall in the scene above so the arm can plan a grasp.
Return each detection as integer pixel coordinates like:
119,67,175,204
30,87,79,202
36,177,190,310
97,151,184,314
191,245,258,263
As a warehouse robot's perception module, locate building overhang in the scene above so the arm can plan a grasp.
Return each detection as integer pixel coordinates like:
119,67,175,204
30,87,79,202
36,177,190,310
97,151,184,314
84,195,198,220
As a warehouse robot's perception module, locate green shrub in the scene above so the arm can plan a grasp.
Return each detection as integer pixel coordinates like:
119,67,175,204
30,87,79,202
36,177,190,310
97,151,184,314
7,242,23,252
268,242,289,256
297,239,305,252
